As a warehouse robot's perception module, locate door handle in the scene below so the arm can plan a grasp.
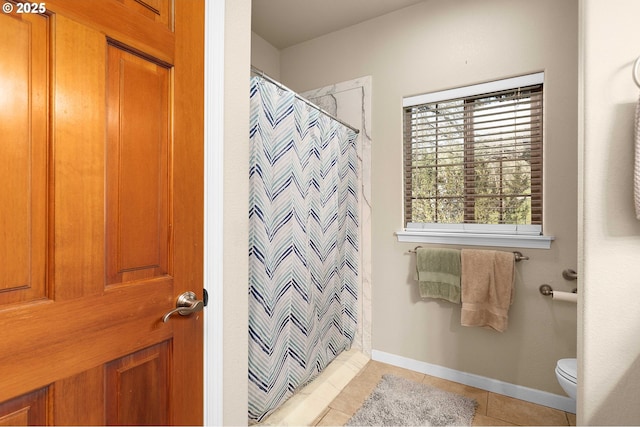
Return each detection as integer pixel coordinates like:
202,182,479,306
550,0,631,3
162,291,204,323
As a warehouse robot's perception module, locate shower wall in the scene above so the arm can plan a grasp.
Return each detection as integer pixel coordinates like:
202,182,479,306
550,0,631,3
302,77,373,356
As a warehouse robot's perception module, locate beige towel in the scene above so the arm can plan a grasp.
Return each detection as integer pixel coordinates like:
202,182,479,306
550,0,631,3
461,249,515,332
635,95,640,219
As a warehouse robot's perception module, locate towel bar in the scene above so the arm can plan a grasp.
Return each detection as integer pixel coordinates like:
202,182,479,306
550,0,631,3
513,251,529,262
407,246,529,262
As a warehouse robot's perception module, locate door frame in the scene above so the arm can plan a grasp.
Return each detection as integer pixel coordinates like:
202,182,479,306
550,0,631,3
204,0,225,424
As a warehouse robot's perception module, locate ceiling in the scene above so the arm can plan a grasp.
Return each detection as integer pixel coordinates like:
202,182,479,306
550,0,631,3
252,0,426,50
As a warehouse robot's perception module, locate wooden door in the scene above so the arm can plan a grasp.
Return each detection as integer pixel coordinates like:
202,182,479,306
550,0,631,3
0,0,204,424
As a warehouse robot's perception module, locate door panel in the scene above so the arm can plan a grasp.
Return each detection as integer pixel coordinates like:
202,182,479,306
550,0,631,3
117,0,172,29
0,1,204,424
105,342,171,425
106,45,170,285
0,11,48,305
0,389,48,426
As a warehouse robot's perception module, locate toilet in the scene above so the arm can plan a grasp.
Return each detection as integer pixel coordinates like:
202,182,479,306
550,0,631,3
555,358,577,399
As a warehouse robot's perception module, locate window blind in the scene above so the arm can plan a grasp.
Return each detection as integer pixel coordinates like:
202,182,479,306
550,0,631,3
403,80,543,227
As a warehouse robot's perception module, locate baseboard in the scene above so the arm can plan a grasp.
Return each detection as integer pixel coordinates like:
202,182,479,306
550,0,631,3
371,350,576,414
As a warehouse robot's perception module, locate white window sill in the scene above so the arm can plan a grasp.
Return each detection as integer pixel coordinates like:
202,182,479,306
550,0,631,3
395,230,554,249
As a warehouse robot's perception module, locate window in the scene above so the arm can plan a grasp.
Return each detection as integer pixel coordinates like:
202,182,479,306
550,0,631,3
398,73,552,248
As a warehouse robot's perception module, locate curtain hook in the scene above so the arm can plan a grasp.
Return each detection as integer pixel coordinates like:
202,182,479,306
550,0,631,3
633,56,640,89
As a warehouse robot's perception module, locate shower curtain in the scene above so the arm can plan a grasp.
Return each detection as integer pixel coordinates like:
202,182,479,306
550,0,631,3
248,76,359,421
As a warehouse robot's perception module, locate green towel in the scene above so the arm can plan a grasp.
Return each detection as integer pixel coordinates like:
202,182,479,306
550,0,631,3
416,248,462,303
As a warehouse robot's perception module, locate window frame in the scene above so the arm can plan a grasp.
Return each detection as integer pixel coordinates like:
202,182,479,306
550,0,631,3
397,73,554,249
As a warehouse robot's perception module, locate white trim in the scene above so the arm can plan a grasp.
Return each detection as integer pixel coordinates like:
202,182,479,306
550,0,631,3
403,72,545,107
371,350,576,414
396,229,554,249
407,222,542,236
203,0,224,425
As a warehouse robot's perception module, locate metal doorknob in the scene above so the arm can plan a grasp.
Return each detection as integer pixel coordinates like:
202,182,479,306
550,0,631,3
162,291,204,323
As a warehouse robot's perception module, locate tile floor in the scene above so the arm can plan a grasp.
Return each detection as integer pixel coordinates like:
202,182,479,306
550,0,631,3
312,360,577,426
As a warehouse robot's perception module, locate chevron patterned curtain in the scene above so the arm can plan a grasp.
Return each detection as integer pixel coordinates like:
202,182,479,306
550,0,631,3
248,76,359,421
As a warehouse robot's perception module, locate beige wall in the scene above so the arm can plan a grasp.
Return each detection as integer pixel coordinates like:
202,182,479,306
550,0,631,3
251,31,281,79
580,0,640,424
223,0,250,424
277,0,579,396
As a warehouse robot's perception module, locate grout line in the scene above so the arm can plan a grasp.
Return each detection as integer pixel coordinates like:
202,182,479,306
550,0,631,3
485,393,514,425
311,407,330,426
565,411,572,426
479,391,489,416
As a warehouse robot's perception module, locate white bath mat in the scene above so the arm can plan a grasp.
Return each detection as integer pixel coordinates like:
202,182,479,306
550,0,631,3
346,374,477,426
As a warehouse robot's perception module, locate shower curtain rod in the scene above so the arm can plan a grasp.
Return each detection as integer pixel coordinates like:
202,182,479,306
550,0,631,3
250,66,360,134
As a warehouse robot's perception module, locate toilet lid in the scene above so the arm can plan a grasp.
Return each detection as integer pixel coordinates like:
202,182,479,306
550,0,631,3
557,358,577,383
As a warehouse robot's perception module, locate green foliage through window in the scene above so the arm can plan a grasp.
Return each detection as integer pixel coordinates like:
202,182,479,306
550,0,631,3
403,83,543,227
